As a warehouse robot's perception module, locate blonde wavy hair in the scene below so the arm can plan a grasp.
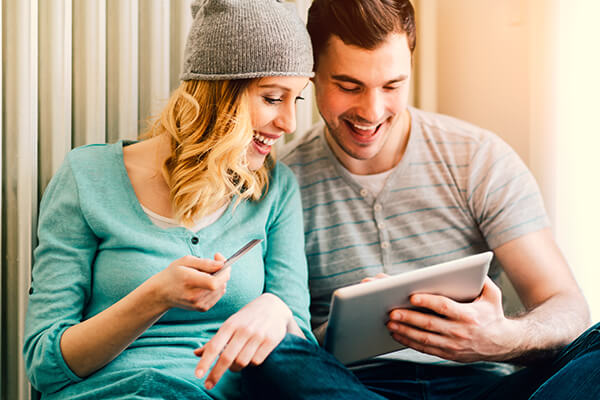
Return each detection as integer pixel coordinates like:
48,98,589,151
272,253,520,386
142,79,274,227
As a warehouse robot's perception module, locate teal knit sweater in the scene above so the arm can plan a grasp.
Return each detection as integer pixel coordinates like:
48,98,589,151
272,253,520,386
23,141,315,399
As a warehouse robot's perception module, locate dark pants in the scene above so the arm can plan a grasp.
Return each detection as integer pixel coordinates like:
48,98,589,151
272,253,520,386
242,322,600,399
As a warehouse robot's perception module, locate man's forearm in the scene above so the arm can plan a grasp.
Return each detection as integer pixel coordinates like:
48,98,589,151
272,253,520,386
504,292,590,365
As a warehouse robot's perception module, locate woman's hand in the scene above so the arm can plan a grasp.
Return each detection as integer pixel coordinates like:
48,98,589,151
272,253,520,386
194,293,295,390
150,254,230,313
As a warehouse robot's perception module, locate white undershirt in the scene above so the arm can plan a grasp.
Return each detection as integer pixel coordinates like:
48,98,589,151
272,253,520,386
348,169,394,197
141,202,229,232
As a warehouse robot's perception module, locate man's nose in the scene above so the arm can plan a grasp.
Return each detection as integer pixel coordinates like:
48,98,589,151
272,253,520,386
356,89,385,123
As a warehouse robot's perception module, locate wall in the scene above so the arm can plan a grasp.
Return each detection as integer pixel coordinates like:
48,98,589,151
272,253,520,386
553,0,600,325
417,0,600,322
435,0,531,165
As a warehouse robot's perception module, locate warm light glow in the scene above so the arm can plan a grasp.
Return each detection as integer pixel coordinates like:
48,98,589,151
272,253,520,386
555,0,600,322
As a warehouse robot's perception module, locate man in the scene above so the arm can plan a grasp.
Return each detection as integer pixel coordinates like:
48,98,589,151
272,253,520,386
276,0,599,398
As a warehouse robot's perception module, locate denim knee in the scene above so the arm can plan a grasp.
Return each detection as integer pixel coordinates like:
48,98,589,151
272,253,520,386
241,335,312,379
241,333,385,400
565,322,600,353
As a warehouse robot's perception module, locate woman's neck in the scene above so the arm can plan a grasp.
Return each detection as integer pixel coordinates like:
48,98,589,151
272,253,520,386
123,134,174,218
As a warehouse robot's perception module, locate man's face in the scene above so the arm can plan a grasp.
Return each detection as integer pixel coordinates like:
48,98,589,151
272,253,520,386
313,33,412,173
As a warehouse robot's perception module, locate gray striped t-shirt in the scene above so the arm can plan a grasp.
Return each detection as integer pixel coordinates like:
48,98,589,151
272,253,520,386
283,107,549,328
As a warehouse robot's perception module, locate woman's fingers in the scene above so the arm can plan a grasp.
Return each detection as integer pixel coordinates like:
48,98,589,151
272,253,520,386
195,324,277,388
204,333,249,387
229,336,263,372
193,283,227,311
249,337,278,366
185,265,229,292
177,255,225,274
195,324,234,380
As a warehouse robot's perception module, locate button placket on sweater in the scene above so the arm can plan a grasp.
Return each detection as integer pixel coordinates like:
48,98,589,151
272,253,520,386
187,234,202,256
373,200,390,270
360,186,391,270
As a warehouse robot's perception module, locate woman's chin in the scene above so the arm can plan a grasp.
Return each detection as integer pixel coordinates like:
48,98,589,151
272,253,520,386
247,154,267,171
246,144,269,171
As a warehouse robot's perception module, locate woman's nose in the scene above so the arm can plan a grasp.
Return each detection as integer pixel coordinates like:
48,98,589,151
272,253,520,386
275,103,297,134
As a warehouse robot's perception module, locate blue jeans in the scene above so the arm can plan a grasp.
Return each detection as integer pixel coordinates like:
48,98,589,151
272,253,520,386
241,322,600,399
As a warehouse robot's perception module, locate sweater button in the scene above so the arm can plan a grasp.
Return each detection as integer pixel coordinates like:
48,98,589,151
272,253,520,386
29,287,34,295
191,237,199,245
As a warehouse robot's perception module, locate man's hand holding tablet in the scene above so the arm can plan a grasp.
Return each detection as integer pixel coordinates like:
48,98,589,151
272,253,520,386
386,274,511,364
324,252,493,365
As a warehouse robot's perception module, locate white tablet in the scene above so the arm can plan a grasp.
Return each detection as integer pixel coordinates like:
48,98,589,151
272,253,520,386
324,252,493,365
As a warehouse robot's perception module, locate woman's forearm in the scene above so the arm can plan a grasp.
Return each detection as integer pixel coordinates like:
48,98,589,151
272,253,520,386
60,278,168,378
60,255,228,378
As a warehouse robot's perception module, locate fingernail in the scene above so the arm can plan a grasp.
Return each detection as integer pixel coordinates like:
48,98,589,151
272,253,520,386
205,381,214,390
196,369,204,378
389,323,398,330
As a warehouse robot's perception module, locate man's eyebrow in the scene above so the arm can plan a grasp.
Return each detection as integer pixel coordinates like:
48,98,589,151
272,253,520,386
331,74,409,86
331,75,363,85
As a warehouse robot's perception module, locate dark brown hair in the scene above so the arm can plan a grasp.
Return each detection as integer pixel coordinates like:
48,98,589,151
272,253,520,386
307,0,416,68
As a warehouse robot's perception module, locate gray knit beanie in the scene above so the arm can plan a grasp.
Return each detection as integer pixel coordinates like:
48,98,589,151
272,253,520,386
180,0,314,81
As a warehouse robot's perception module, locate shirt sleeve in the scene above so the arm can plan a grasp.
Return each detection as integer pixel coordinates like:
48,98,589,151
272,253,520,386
262,163,317,343
23,156,99,394
466,135,550,249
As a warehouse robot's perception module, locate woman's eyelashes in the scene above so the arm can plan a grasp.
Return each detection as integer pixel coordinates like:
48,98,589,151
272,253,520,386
263,96,283,105
262,93,304,105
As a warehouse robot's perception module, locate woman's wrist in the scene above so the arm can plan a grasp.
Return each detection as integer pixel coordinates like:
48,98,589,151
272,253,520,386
259,293,303,336
286,318,305,338
138,274,172,316
261,293,292,317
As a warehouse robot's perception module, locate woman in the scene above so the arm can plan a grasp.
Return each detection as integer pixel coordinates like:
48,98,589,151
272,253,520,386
24,1,315,398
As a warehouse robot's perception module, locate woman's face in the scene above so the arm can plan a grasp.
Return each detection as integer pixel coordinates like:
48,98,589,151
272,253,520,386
246,76,310,170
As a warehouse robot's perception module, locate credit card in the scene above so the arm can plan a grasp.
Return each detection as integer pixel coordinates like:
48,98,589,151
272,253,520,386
213,239,263,277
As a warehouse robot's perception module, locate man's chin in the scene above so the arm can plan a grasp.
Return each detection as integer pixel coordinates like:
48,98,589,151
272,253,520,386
344,147,381,161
